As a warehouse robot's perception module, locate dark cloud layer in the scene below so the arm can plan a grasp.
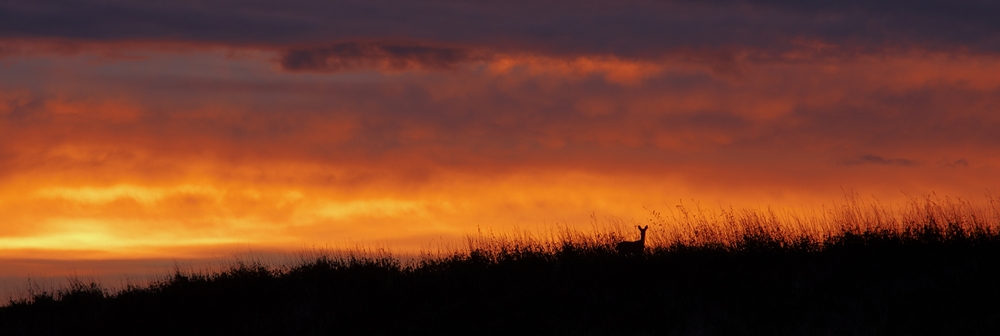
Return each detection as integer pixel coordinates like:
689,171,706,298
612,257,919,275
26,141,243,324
280,42,477,72
2,0,999,57
846,155,919,167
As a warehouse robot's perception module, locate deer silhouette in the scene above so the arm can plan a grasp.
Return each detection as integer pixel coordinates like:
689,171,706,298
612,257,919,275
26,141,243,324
616,225,649,255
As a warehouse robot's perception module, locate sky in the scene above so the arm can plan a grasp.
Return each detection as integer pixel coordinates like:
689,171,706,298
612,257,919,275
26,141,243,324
2,0,1000,280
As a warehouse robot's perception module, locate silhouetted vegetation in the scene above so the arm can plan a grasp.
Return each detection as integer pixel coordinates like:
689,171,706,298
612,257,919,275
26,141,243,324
3,196,1000,335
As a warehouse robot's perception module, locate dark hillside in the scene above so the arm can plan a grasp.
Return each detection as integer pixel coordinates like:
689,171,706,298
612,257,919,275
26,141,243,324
3,220,1000,335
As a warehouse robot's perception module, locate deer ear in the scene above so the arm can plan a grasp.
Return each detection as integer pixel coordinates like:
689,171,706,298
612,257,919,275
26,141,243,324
642,225,649,230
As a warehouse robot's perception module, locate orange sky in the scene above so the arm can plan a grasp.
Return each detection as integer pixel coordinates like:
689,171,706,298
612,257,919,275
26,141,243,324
2,0,1000,284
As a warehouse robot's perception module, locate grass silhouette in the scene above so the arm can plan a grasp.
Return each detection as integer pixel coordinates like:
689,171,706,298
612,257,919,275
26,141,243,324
3,195,1000,335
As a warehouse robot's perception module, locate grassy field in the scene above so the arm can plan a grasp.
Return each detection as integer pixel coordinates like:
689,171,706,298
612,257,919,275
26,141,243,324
3,195,1000,335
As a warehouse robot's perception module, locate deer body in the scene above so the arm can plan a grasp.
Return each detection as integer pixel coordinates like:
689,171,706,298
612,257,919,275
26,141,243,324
616,225,649,255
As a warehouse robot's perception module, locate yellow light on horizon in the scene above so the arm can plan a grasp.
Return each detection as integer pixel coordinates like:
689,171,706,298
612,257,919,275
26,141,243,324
33,184,223,205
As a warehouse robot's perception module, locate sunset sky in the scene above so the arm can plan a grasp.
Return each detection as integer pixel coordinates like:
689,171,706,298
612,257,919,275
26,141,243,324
2,1,1000,280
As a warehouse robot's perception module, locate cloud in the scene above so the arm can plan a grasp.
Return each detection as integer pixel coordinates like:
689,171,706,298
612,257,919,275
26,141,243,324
845,155,919,167
945,159,970,167
280,41,480,72
2,0,999,59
